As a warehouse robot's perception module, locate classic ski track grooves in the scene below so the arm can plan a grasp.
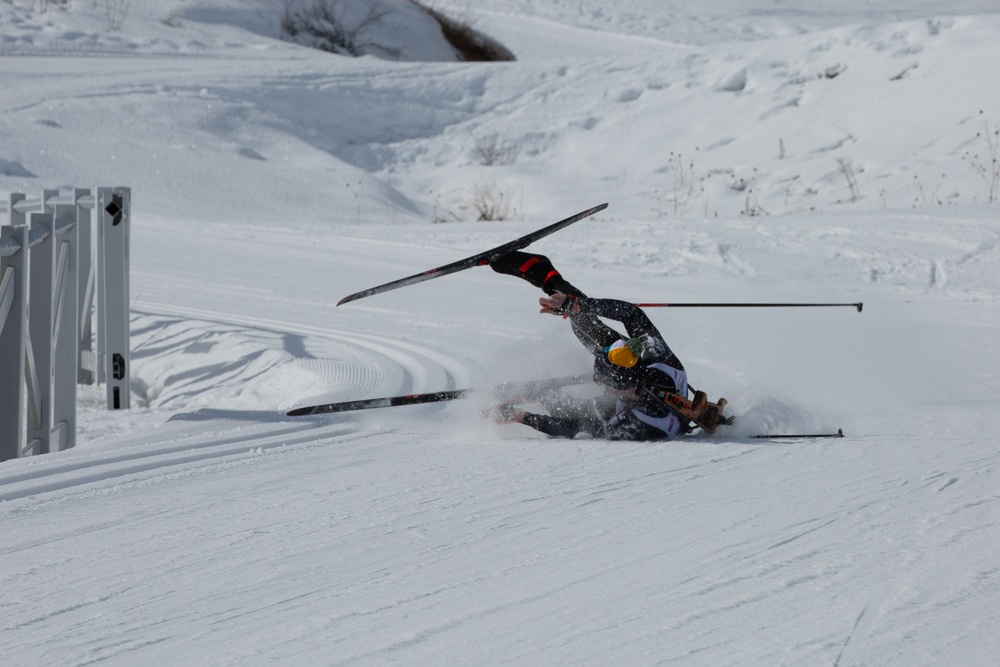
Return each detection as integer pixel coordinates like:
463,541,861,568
0,423,374,505
0,304,471,504
134,303,472,397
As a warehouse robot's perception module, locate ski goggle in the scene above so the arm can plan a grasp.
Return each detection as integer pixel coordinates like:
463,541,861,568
605,338,642,368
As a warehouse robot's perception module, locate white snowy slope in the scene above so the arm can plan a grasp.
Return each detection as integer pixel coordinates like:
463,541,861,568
1,1,999,665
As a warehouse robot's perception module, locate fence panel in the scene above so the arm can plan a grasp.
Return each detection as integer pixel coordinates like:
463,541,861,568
0,186,130,461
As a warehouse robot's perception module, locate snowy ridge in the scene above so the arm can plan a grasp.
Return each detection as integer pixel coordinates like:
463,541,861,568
131,303,472,410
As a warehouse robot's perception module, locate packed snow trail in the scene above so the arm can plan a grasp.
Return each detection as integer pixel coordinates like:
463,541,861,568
2,1,999,665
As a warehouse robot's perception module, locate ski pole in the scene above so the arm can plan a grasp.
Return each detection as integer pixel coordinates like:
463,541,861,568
751,429,845,439
635,302,863,312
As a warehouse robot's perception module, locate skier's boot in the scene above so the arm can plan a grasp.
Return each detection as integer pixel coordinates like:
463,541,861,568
489,251,587,297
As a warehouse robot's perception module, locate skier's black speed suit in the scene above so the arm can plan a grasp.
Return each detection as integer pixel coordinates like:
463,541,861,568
490,252,689,441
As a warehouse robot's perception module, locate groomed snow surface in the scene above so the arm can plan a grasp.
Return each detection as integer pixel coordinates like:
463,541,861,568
1,1,999,665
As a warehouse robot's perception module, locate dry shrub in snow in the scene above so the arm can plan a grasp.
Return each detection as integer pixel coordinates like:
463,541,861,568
280,0,403,59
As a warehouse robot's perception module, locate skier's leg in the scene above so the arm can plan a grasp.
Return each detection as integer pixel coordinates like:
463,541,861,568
489,252,586,297
521,411,606,439
541,392,616,421
569,312,622,356
483,402,601,439
490,251,622,357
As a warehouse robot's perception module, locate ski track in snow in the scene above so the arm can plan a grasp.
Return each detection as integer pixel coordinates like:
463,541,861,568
0,421,371,505
133,302,472,406
0,297,476,502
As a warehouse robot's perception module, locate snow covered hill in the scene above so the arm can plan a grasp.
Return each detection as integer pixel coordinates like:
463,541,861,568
1,1,999,665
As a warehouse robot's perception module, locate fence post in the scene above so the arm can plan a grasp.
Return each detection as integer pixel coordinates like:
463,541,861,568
26,205,55,454
97,187,131,410
0,211,29,460
49,194,79,451
75,188,96,385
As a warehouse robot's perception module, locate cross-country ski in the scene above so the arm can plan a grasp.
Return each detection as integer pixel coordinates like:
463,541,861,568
336,203,607,305
287,374,592,416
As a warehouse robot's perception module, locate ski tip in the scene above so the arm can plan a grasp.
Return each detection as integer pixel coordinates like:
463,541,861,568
855,302,864,312
286,407,313,417
338,291,369,307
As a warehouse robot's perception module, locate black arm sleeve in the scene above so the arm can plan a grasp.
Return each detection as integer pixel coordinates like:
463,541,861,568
574,297,683,372
577,298,661,341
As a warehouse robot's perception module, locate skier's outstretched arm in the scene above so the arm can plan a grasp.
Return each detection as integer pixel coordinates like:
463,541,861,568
484,404,605,439
578,297,661,340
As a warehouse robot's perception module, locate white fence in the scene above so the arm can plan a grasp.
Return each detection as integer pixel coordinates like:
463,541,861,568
0,187,131,462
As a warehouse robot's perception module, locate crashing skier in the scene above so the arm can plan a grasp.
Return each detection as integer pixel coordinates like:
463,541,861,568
302,203,847,437
484,251,728,440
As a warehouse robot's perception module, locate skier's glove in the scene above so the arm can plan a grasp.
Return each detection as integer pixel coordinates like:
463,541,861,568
540,293,582,318
482,403,523,424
